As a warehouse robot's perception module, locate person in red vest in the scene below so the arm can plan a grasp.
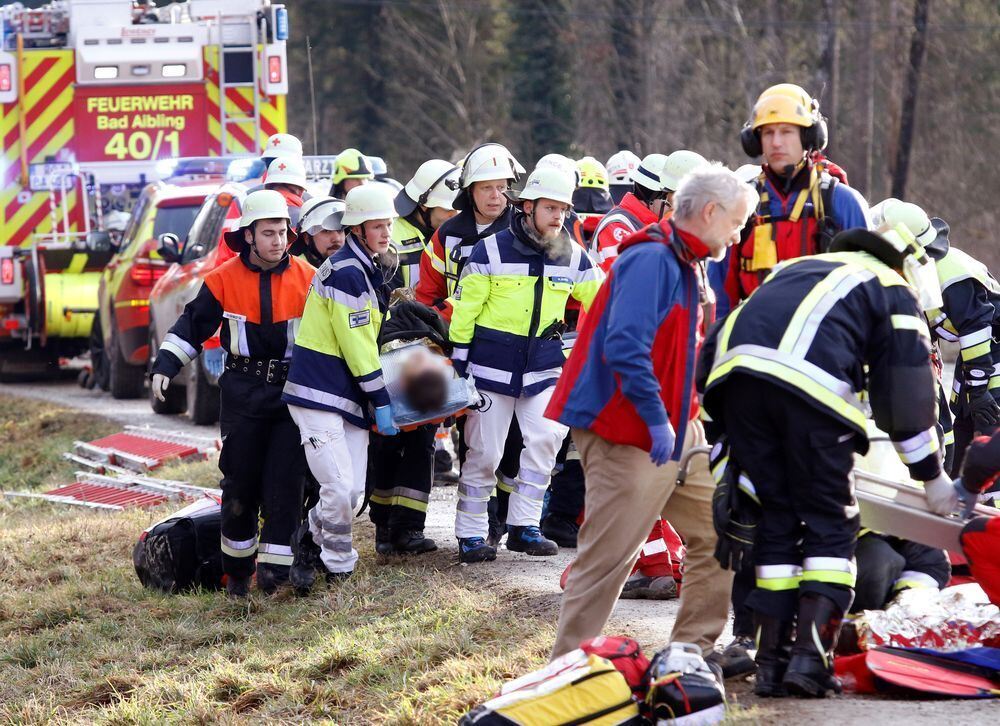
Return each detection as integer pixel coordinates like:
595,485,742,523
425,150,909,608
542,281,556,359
726,83,869,304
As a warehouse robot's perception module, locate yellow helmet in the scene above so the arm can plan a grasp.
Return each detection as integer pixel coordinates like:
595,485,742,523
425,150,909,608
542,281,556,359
741,83,827,156
577,156,609,190
331,148,374,186
750,84,816,130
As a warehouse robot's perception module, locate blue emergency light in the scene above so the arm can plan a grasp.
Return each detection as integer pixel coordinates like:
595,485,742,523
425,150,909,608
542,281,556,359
274,7,289,41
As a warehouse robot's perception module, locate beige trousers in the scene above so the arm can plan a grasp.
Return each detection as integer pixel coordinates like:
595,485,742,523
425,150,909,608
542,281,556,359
551,421,733,658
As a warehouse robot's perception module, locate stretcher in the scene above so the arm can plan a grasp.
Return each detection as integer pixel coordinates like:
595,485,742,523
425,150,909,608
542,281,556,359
853,469,997,552
674,443,999,553
378,342,482,430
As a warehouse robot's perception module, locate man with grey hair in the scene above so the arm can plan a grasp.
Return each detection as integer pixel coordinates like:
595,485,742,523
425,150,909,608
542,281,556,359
546,164,757,658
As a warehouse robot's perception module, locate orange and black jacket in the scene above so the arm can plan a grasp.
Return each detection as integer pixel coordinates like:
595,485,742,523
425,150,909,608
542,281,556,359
152,250,313,403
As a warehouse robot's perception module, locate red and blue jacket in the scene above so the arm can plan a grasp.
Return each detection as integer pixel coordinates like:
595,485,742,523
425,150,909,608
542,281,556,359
545,219,709,460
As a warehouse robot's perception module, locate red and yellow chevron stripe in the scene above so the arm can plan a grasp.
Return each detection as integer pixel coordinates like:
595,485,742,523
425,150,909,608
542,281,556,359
1,49,84,247
203,46,287,156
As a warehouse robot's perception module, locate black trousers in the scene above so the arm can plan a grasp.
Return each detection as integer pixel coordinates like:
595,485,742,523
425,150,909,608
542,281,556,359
853,532,950,612
368,424,436,534
542,432,587,524
218,378,306,579
722,375,860,618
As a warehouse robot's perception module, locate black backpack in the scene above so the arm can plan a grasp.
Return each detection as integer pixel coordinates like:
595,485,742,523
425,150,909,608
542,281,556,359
132,497,225,593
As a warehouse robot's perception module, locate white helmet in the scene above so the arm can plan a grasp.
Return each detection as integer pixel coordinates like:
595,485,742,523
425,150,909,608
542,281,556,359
734,163,763,184
606,150,641,185
536,153,581,187
870,198,937,247
631,153,671,193
397,159,461,217
341,183,399,227
517,167,576,206
459,142,525,189
266,156,307,189
262,133,303,161
298,196,346,235
661,150,708,191
223,189,294,251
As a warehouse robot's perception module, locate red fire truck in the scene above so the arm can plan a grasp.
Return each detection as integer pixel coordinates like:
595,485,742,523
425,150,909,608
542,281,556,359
0,0,289,378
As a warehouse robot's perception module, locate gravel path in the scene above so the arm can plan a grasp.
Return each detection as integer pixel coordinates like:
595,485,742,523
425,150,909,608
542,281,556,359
0,379,993,723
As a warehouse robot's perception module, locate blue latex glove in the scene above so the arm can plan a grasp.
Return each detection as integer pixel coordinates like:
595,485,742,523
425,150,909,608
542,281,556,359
374,405,399,436
451,357,468,379
648,423,674,467
953,478,979,519
203,347,225,378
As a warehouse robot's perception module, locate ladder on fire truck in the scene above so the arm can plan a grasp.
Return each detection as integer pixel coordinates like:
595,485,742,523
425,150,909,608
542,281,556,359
216,11,265,156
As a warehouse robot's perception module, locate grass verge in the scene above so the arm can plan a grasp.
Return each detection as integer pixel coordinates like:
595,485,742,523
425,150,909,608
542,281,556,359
0,394,555,724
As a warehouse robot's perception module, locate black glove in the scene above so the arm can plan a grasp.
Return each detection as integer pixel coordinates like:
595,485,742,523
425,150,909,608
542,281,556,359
969,387,1000,432
963,364,1000,432
380,300,450,351
710,440,760,571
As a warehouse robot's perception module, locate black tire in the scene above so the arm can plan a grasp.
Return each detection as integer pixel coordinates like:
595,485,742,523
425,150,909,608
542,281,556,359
187,355,220,425
88,316,110,391
109,325,146,399
148,325,186,415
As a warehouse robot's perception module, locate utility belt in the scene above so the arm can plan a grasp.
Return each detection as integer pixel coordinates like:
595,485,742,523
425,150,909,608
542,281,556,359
224,355,290,385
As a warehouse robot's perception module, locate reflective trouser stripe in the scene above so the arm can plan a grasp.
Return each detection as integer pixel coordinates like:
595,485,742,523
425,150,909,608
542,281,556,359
892,570,940,591
496,473,516,494
802,556,857,587
221,535,258,559
642,538,668,556
756,564,803,591
369,486,430,513
257,543,294,566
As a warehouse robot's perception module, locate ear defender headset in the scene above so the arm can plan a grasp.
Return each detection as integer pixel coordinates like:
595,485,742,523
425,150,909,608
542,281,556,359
740,87,829,158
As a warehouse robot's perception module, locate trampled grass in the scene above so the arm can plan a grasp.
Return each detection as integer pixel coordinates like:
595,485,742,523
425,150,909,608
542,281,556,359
0,395,555,724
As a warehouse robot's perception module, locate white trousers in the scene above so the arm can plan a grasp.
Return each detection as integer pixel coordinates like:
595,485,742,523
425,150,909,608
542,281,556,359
455,388,568,539
289,405,369,574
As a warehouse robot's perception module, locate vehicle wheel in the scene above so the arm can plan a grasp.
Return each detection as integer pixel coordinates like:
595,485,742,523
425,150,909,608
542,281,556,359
148,325,186,415
108,325,146,399
88,317,110,391
187,355,220,425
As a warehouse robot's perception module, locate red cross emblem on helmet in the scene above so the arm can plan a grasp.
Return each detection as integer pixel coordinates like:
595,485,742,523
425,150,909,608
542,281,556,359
273,138,281,146
278,163,287,171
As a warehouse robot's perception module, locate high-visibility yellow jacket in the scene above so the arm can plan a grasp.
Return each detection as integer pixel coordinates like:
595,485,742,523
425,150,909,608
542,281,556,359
283,236,395,428
450,213,603,398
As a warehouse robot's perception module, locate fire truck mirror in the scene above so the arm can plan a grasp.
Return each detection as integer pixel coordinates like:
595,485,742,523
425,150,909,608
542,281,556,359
86,230,114,253
157,233,182,263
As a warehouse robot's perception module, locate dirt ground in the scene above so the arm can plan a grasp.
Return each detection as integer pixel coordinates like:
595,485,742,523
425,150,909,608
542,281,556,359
0,380,996,724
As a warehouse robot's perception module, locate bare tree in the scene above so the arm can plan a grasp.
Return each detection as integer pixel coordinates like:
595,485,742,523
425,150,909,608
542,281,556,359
892,0,932,198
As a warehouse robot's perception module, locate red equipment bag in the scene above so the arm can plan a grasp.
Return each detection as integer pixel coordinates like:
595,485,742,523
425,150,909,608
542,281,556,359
580,636,651,699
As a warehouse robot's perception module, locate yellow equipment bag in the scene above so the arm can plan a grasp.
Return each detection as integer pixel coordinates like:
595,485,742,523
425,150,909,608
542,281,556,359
459,651,642,726
749,223,777,272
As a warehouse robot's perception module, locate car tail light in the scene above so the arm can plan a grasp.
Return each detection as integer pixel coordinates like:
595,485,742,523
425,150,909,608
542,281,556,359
0,64,11,93
268,56,282,84
1,258,13,285
130,261,168,286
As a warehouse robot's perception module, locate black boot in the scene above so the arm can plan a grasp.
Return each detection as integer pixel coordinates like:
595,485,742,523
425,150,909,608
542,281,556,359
375,525,396,555
393,529,437,554
486,496,505,547
783,593,845,698
753,614,794,697
541,514,579,548
225,574,251,600
289,521,322,597
255,563,289,595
